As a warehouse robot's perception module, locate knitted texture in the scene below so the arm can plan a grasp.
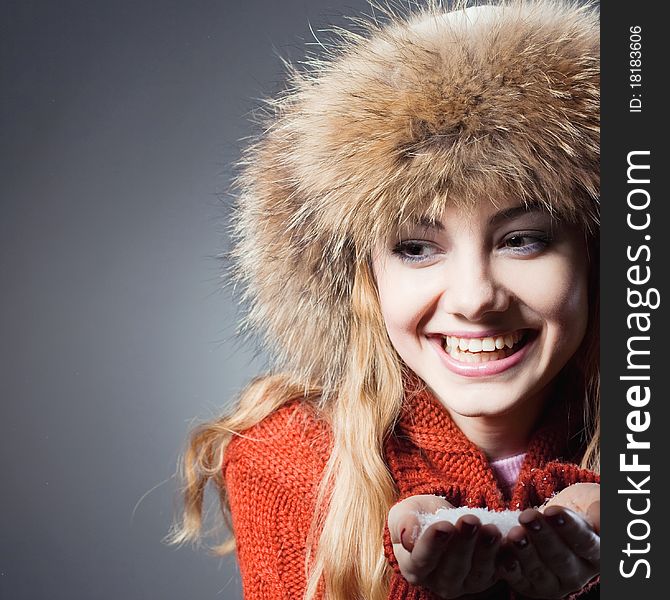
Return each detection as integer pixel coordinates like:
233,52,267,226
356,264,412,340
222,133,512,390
223,389,599,599
383,390,599,599
490,454,526,499
224,402,331,599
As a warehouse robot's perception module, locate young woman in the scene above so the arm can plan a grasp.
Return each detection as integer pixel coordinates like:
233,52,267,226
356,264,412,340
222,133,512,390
172,1,600,598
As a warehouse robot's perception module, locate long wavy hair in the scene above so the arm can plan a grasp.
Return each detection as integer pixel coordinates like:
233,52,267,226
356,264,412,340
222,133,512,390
169,1,600,598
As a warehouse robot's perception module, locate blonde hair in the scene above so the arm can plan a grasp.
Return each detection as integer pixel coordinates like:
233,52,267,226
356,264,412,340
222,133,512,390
577,232,600,473
169,259,406,599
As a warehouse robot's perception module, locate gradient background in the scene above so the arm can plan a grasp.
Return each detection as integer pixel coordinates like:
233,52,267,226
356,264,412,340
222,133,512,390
1,1,369,598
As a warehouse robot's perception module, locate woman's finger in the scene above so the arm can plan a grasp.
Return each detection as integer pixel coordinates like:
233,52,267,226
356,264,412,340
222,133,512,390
508,517,562,597
392,522,454,586
497,547,530,595
520,509,582,568
388,495,452,551
438,515,481,584
586,500,601,535
462,524,501,594
525,509,599,594
407,521,456,579
543,506,600,564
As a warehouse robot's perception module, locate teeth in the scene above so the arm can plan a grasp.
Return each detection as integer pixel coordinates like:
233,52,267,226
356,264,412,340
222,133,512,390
443,331,526,362
447,346,512,363
468,338,482,352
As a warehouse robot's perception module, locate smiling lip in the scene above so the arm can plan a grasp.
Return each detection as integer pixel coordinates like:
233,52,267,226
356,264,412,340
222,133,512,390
429,330,536,378
438,329,520,339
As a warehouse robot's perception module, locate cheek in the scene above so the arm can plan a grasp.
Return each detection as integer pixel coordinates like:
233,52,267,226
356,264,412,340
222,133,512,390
377,278,420,338
512,257,589,337
374,261,437,347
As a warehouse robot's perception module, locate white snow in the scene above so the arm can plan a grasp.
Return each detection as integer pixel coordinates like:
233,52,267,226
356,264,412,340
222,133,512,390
417,507,524,537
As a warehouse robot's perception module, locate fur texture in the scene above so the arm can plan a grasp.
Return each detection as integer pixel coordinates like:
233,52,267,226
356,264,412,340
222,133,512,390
232,0,600,394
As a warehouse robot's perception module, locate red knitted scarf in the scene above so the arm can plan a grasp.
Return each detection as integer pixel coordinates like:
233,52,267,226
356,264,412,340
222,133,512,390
382,387,599,599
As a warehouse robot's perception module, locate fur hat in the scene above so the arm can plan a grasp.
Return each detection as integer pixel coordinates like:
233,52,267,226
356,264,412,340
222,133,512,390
232,0,600,393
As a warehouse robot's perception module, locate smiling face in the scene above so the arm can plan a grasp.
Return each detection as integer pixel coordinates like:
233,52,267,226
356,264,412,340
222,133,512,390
372,199,590,450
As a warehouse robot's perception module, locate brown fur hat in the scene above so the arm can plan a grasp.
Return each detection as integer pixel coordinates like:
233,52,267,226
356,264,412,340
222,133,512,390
232,0,600,393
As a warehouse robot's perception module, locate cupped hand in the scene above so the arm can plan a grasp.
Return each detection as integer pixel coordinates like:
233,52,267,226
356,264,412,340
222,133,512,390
388,495,503,598
542,483,600,533
500,501,600,599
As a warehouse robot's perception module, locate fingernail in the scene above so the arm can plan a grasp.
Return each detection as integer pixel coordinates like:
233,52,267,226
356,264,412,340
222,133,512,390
484,534,499,546
400,528,415,552
526,519,542,532
514,536,528,549
461,521,478,537
546,512,566,527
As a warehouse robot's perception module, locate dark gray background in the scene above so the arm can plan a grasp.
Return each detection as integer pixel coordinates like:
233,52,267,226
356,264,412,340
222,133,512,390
1,1,368,598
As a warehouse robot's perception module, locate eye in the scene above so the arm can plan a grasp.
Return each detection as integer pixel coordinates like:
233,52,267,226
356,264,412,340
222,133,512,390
392,240,440,263
500,231,551,256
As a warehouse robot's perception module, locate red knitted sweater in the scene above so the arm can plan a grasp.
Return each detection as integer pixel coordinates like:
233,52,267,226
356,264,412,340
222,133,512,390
223,389,599,599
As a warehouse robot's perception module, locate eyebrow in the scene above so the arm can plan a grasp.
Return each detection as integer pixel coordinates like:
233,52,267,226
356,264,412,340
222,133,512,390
414,216,445,230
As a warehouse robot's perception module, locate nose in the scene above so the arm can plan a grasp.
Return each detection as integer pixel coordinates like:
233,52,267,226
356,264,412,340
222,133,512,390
439,252,509,321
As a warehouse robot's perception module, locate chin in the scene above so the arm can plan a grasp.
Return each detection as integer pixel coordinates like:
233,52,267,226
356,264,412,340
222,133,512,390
443,398,519,419
428,380,541,419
